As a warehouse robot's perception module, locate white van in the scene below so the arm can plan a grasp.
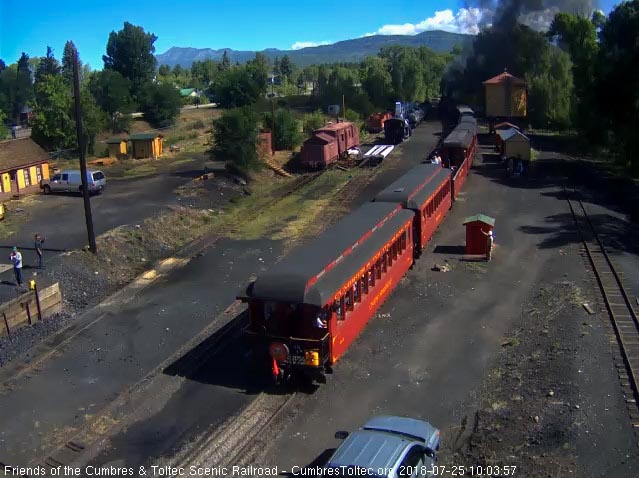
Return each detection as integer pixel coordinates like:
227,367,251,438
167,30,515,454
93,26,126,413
41,170,106,195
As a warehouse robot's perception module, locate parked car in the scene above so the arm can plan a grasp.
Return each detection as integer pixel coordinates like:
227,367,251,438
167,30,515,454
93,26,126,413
325,416,440,477
40,169,106,195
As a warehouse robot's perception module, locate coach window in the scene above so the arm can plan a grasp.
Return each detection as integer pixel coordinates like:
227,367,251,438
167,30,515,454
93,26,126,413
401,231,407,250
376,260,382,279
392,241,398,260
335,298,344,321
353,282,360,303
345,289,354,312
362,275,368,295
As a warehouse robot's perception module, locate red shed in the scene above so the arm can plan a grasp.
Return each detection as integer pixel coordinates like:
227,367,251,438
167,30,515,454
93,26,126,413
463,214,495,255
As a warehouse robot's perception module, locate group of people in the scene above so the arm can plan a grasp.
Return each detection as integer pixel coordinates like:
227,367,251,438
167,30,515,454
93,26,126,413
8,234,46,288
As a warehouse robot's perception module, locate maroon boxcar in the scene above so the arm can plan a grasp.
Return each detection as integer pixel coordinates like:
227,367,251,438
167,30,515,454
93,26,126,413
238,202,414,383
301,121,360,168
373,164,452,255
301,133,339,168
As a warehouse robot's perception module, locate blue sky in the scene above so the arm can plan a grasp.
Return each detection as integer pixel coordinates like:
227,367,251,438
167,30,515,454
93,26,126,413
0,0,619,69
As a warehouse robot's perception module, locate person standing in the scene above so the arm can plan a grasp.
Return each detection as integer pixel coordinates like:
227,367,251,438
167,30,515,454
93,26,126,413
481,229,494,261
34,233,45,269
10,246,23,286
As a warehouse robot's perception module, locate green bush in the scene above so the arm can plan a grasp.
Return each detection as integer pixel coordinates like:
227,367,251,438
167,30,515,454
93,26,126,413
303,110,326,134
344,108,360,122
264,109,303,150
141,83,182,127
213,107,260,169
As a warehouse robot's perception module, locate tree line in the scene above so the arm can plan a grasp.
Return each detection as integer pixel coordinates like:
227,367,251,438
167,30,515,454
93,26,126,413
0,22,183,153
444,0,639,171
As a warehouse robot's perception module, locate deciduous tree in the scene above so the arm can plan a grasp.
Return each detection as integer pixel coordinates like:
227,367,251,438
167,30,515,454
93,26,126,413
140,82,181,126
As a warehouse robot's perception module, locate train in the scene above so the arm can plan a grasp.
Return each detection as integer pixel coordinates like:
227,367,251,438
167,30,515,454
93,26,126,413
300,121,360,168
238,107,477,384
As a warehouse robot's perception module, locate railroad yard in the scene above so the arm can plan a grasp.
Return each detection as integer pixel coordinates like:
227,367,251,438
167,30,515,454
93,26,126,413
1,120,639,478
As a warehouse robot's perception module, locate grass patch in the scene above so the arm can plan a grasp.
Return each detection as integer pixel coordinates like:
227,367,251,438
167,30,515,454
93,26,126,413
192,168,368,243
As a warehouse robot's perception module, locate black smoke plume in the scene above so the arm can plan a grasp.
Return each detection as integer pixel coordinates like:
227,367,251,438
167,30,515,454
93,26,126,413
465,0,600,30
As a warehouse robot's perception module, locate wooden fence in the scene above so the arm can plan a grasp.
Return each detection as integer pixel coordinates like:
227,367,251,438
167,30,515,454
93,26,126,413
0,283,62,337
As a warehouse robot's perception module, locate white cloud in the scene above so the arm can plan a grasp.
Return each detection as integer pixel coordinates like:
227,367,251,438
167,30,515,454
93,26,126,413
368,8,485,36
291,40,331,50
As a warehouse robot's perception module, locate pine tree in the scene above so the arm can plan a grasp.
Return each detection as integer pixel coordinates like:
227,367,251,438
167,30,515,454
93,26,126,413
14,53,34,118
35,47,61,84
220,51,231,71
62,41,80,85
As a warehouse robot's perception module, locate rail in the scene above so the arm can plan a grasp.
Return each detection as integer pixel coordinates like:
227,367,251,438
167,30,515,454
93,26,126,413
564,185,639,429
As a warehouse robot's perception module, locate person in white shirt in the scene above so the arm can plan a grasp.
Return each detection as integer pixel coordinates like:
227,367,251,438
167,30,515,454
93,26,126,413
10,246,23,286
315,310,328,329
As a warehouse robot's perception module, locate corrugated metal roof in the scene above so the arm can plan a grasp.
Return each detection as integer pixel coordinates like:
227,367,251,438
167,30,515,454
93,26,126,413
246,202,412,306
0,138,49,172
463,214,495,226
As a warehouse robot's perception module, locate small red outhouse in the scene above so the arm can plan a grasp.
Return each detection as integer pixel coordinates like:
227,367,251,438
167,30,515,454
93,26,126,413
463,214,495,255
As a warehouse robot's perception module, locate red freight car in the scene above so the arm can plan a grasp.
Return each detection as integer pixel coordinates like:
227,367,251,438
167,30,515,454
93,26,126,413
301,121,360,168
373,164,452,255
367,112,392,133
238,202,414,383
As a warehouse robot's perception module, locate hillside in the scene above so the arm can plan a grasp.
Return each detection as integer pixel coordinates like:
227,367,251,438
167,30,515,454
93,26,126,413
156,30,472,68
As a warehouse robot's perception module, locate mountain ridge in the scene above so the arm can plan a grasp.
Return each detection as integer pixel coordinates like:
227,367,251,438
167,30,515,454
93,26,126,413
156,30,472,68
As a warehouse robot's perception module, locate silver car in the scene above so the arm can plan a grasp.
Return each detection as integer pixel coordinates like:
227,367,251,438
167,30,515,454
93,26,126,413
326,416,440,478
41,169,106,195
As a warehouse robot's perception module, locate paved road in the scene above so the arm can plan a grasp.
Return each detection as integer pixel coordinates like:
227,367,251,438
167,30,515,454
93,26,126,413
0,122,442,467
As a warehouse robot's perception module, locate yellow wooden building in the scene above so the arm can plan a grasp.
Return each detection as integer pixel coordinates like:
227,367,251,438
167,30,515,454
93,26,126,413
483,71,527,118
129,133,164,159
0,138,51,199
105,137,128,159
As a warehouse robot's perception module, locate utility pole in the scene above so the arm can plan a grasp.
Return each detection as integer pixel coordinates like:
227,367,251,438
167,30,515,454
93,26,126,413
271,98,276,154
72,45,97,253
342,95,346,121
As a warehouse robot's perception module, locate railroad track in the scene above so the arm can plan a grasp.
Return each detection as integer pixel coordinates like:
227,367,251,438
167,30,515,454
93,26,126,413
564,186,639,430
166,390,296,474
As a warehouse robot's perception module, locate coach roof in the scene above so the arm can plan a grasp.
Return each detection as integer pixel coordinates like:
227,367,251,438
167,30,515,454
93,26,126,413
443,128,474,149
374,164,450,210
243,202,413,306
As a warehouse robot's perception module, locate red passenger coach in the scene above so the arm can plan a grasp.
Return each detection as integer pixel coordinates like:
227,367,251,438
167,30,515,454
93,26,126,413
301,121,360,168
373,164,452,255
238,202,414,383
441,127,476,200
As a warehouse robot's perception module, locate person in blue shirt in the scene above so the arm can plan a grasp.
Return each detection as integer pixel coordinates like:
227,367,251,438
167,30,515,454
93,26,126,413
9,246,23,286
